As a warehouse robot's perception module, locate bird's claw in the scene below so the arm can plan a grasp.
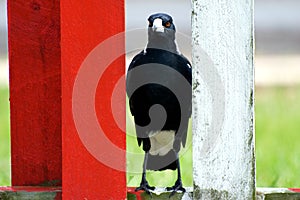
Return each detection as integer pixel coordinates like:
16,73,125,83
166,180,186,198
135,181,155,197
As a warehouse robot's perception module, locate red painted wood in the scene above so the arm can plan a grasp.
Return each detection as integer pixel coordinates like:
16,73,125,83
61,0,126,199
289,188,300,193
8,0,62,186
128,187,143,200
0,186,61,192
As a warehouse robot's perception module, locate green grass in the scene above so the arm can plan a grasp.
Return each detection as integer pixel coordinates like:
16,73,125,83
0,86,300,187
256,86,300,188
0,86,10,186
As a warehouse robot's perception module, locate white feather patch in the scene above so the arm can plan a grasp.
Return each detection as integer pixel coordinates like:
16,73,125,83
153,18,164,33
149,130,175,156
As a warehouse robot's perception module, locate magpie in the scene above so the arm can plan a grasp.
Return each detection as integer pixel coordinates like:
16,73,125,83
126,13,192,196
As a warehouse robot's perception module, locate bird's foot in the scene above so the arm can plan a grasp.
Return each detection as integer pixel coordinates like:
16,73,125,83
135,180,155,196
166,179,186,197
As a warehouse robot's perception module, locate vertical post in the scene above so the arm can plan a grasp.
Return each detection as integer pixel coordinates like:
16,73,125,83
61,0,126,199
192,0,255,199
8,0,62,186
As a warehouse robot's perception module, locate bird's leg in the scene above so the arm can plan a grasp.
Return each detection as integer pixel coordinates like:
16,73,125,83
135,152,155,194
167,153,186,197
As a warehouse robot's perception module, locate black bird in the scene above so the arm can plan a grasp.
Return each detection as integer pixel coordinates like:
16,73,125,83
126,13,192,196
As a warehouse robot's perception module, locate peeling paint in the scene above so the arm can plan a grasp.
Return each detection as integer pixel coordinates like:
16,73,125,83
194,185,233,199
192,0,255,199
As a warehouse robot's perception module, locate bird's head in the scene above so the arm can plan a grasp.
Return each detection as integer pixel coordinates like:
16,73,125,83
148,13,176,32
147,13,176,46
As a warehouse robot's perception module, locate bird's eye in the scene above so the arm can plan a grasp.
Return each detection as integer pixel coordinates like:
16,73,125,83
148,21,153,27
165,22,171,28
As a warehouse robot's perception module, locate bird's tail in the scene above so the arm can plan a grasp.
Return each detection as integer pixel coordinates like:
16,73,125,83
146,150,177,171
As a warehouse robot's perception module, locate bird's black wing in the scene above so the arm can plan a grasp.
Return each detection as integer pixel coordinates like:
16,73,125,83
126,51,146,147
174,54,192,149
126,50,192,149
126,51,144,117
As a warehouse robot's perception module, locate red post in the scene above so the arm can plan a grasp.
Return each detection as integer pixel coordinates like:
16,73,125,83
61,0,126,199
8,0,62,186
8,0,126,198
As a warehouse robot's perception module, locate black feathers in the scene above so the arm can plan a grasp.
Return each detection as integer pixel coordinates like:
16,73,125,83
127,49,192,150
126,13,191,194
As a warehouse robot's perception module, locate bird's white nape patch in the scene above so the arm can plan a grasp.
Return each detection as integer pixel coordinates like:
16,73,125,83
149,130,175,156
153,18,164,33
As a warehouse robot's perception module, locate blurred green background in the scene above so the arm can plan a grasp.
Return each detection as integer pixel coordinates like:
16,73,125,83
0,87,10,186
256,87,300,187
1,0,300,189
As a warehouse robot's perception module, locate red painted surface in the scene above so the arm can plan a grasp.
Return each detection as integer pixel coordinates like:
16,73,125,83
61,0,126,199
0,186,61,192
128,187,143,200
8,0,62,186
289,188,300,193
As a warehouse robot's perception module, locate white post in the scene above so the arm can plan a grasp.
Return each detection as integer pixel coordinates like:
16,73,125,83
192,0,255,199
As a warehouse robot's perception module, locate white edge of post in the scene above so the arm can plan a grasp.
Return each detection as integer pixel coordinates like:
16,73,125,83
192,0,255,199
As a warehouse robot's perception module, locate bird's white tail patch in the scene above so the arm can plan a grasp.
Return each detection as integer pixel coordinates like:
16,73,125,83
149,130,175,156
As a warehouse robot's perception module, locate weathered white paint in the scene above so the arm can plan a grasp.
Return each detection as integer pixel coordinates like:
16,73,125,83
192,0,255,199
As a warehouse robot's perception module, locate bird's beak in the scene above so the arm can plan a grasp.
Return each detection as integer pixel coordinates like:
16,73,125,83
152,18,164,33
